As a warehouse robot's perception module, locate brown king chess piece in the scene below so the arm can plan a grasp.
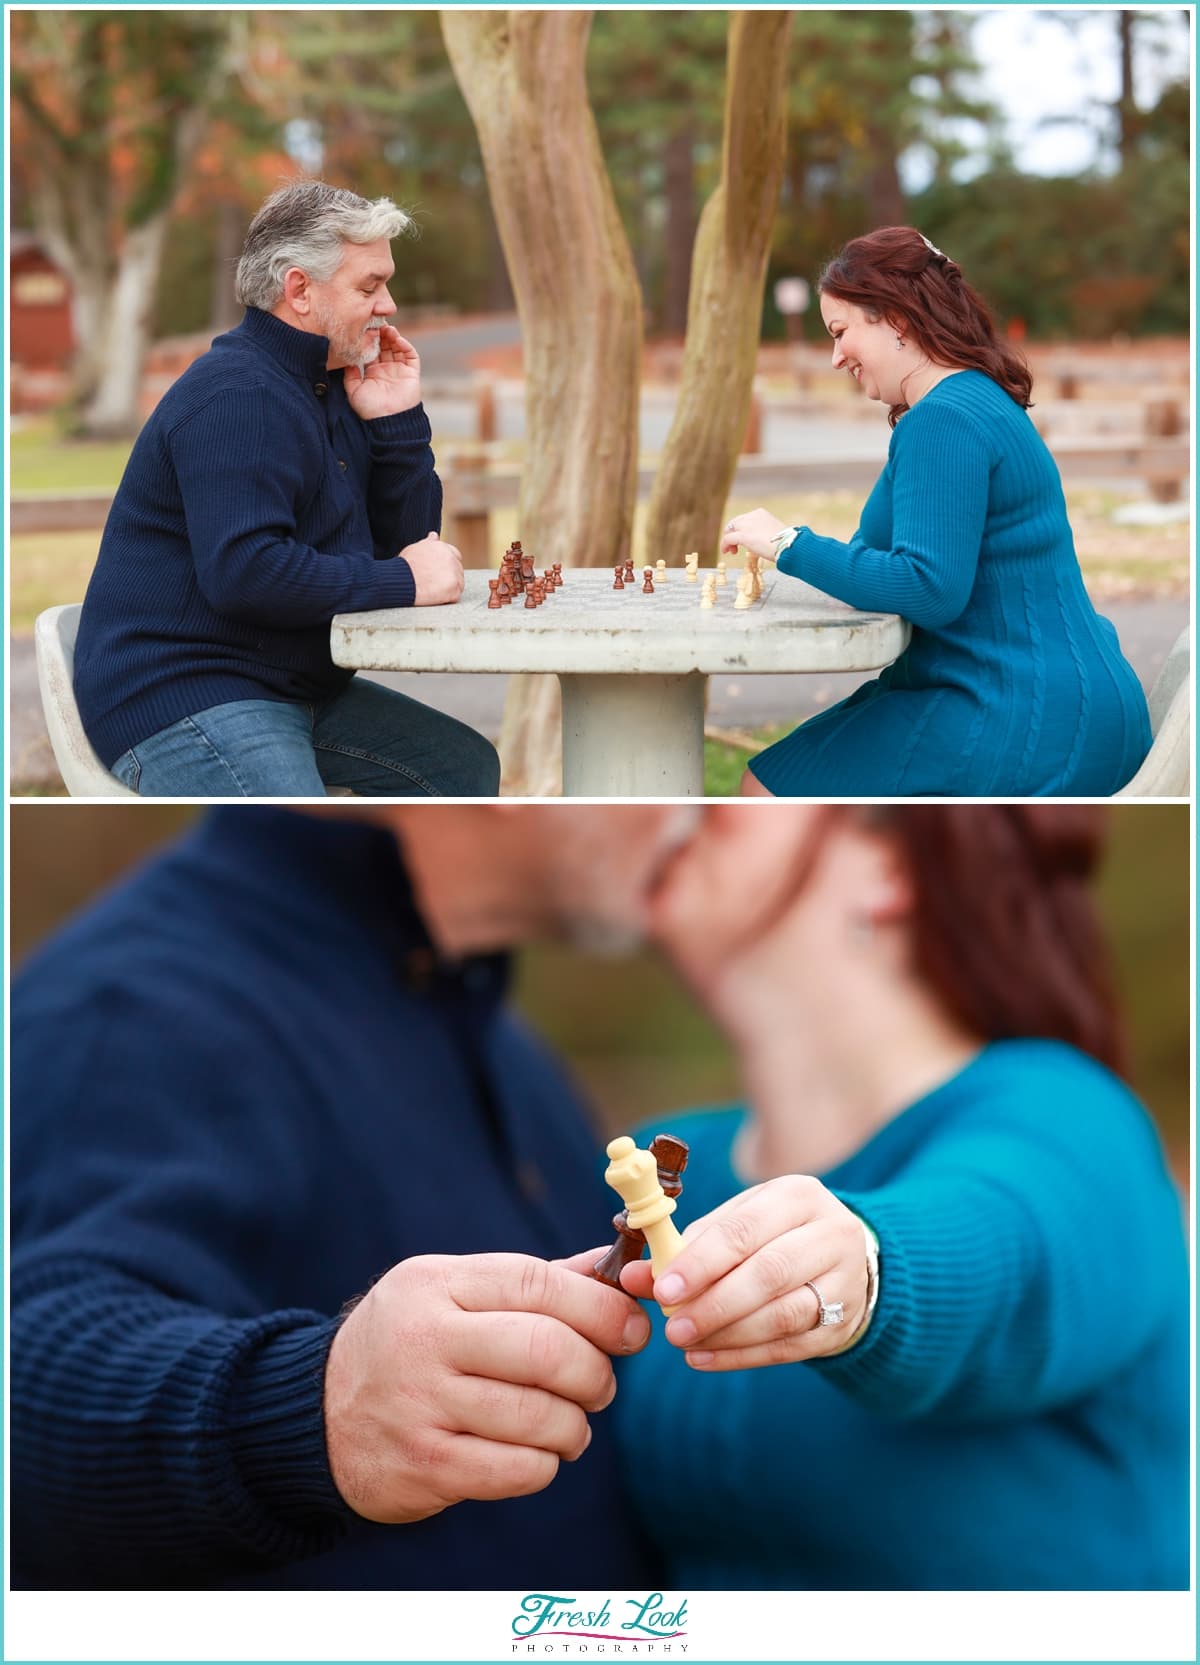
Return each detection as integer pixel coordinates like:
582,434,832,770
592,1132,689,1292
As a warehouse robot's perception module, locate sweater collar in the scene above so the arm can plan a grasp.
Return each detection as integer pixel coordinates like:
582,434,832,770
236,306,335,383
190,808,511,1003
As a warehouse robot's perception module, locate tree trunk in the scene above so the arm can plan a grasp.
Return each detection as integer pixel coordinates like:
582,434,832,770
662,122,697,336
1117,10,1137,165
644,12,791,573
80,213,171,436
865,137,905,229
210,195,245,334
442,9,643,795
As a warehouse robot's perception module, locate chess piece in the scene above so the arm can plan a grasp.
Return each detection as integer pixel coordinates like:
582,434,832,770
734,572,753,609
593,1134,689,1293
656,559,667,585
487,579,502,609
601,1136,687,1312
624,560,635,586
685,552,699,582
642,569,654,593
553,562,563,587
716,561,728,586
700,576,715,609
525,587,538,608
613,565,625,591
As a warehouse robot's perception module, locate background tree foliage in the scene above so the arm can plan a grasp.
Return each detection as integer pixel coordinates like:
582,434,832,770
10,7,1191,405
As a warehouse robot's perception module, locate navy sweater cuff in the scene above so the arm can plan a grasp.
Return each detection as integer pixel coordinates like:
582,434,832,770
226,1316,355,1535
374,555,418,609
366,403,434,451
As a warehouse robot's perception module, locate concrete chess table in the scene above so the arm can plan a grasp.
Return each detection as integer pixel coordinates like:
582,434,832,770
331,567,910,796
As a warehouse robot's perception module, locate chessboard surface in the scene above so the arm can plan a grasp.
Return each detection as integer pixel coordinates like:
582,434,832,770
333,566,909,676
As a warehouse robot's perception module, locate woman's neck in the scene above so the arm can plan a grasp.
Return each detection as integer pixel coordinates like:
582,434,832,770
729,983,983,1184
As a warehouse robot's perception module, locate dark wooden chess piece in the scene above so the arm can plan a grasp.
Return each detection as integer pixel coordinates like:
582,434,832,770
642,568,654,593
593,1133,689,1292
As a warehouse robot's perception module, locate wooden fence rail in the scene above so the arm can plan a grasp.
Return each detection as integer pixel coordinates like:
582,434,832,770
11,437,1189,544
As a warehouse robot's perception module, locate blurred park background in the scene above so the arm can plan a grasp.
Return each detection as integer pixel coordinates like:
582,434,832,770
9,803,1192,1179
9,8,1192,793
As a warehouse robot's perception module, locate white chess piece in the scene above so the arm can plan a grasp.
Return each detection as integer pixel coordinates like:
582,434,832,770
734,571,753,610
603,1136,685,1312
685,552,699,583
699,576,716,610
656,559,667,585
716,561,728,587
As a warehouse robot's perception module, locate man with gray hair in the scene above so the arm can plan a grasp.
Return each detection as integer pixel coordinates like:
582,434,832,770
73,181,499,796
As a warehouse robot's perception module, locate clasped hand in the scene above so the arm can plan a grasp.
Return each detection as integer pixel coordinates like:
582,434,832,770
620,1176,869,1369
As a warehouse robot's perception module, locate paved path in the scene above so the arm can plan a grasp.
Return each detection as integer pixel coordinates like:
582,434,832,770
11,596,1188,792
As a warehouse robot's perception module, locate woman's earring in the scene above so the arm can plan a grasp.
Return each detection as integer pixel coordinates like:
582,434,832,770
895,335,905,350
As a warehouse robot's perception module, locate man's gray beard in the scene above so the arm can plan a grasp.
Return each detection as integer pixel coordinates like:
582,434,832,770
562,807,704,957
350,327,383,373
564,916,647,958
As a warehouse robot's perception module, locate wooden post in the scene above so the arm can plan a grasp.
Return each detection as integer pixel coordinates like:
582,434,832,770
1145,398,1181,438
742,389,763,454
1144,400,1183,502
441,451,492,565
476,378,497,444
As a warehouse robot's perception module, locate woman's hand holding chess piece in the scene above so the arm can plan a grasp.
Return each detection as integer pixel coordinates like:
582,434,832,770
619,1177,873,1370
720,507,791,561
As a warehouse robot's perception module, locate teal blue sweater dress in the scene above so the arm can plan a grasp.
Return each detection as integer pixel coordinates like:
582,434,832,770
614,1042,1189,1589
754,372,1151,795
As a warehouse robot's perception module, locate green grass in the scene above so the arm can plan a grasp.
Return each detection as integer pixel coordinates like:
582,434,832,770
703,724,790,795
11,419,133,493
9,531,101,632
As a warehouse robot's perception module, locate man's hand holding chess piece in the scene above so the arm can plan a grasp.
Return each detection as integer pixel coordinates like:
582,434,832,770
324,1251,650,1523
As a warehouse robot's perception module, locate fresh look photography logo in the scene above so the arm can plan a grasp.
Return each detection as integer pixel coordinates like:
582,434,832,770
510,1591,689,1654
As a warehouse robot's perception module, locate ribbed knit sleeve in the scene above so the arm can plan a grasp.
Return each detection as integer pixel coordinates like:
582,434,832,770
776,399,993,629
814,1065,1183,1423
11,1256,351,1585
364,405,444,559
170,386,417,627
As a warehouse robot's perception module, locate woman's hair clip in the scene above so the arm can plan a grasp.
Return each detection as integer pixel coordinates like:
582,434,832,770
919,233,947,261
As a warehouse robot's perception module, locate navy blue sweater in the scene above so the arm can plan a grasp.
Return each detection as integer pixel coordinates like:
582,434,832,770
74,309,440,767
11,810,656,1590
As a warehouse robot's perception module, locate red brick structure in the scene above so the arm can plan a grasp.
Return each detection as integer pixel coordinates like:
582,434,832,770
11,233,74,411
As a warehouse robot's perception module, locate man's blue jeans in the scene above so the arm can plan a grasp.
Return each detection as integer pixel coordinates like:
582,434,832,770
111,678,501,797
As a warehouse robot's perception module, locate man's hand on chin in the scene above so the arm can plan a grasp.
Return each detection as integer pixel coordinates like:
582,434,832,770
345,323,423,420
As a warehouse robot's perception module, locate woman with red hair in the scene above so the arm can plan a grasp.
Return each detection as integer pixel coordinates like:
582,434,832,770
723,227,1151,797
611,804,1188,1589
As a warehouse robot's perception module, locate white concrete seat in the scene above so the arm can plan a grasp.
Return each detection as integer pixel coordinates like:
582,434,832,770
34,604,137,797
1116,626,1190,798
